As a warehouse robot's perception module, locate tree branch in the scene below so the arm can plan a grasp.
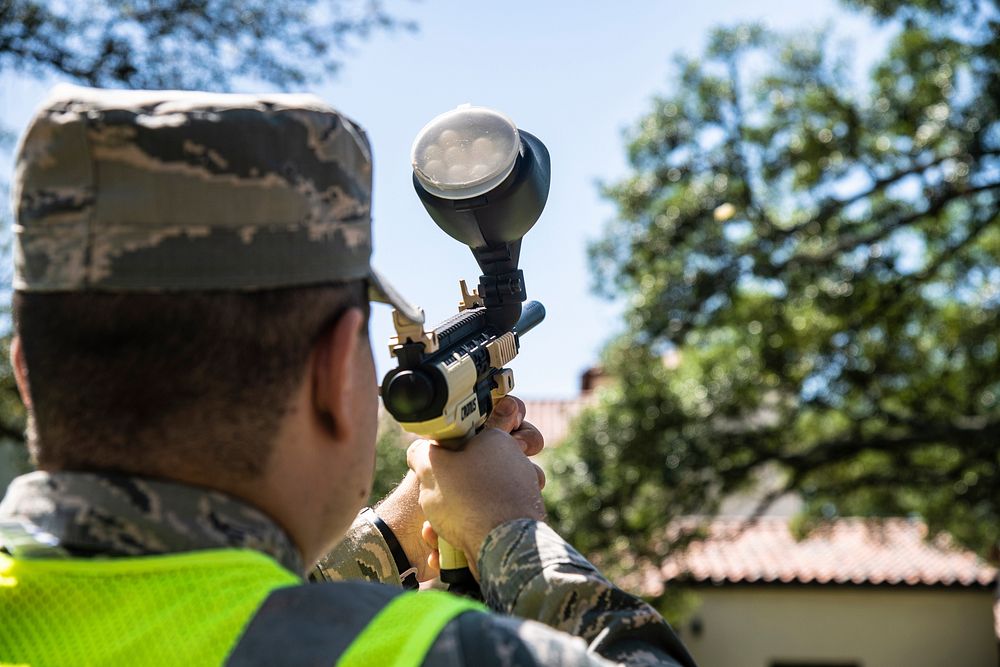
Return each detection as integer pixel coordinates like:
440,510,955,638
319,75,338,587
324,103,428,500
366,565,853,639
725,58,777,231
914,202,999,282
767,149,1000,244
775,419,1000,472
787,180,1000,267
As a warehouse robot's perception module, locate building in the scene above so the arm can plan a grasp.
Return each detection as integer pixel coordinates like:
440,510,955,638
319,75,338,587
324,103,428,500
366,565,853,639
522,373,1000,667
654,517,998,667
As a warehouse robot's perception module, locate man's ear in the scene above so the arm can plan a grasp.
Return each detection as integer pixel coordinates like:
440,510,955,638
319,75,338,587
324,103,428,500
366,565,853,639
312,308,366,442
10,336,31,410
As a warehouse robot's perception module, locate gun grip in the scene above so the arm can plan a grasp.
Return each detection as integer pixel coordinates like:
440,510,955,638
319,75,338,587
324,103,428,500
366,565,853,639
438,538,468,571
438,537,481,599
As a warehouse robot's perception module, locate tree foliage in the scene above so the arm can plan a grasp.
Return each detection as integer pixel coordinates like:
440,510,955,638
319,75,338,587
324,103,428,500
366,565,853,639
369,414,411,504
0,0,413,90
547,0,1000,566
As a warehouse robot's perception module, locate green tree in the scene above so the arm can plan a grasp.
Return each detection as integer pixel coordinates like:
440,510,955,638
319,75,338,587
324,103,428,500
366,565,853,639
370,414,412,504
0,0,412,90
0,176,27,488
547,0,1000,568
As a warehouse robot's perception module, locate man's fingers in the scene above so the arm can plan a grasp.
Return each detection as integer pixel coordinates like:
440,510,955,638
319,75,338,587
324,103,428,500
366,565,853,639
512,420,544,457
406,439,431,476
408,423,546,561
533,462,546,490
421,521,439,549
483,395,526,433
422,521,441,573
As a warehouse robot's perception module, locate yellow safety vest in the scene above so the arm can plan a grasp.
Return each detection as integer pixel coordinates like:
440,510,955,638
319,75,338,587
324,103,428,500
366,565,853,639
0,549,484,666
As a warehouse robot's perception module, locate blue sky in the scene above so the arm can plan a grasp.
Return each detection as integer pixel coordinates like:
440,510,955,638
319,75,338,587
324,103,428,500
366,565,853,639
0,0,888,398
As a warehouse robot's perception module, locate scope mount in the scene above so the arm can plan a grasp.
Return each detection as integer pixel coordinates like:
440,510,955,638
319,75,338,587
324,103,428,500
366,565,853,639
390,266,529,366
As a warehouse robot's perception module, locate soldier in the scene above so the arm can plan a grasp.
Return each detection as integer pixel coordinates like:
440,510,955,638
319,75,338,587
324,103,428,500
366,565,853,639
0,85,696,667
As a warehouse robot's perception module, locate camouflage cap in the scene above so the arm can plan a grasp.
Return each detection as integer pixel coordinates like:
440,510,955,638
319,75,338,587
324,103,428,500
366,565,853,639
11,84,422,322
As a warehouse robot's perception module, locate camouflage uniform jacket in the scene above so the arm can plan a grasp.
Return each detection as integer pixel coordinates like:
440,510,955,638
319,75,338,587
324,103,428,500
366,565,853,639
0,471,696,666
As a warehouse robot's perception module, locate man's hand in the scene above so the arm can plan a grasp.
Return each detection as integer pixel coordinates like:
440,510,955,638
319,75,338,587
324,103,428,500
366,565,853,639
407,396,546,578
371,471,438,582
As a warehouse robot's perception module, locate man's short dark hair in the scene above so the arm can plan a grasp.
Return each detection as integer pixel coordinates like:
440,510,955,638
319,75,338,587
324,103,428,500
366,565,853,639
13,282,369,480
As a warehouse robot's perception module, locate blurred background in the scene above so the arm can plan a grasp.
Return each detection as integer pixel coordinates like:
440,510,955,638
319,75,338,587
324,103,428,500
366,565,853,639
1,1,998,664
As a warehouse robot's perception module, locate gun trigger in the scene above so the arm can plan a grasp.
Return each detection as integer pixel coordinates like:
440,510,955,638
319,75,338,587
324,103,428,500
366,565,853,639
490,368,515,402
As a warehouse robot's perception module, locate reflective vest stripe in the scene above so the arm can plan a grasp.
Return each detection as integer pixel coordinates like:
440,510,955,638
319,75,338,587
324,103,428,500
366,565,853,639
339,589,486,667
0,549,302,666
0,547,485,667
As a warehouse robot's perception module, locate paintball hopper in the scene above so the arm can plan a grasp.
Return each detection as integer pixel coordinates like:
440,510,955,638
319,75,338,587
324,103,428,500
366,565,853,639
410,105,550,330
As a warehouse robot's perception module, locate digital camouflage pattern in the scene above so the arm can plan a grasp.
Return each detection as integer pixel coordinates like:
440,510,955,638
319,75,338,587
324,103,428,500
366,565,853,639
0,471,695,666
0,471,302,573
11,84,423,325
312,513,399,584
13,84,371,292
314,515,694,663
477,520,695,664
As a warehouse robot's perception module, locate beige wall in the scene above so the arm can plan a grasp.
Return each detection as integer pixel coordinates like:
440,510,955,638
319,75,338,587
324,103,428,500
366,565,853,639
676,586,997,667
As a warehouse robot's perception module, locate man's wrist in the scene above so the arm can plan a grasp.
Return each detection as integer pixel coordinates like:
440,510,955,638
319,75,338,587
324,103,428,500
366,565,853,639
361,507,419,589
311,513,401,584
371,472,432,583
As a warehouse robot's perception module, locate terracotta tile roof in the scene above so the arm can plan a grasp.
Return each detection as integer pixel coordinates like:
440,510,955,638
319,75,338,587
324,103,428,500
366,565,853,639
658,517,997,589
522,398,589,445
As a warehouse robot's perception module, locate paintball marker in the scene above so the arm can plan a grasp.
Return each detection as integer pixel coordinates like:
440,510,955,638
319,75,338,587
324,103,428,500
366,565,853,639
380,105,550,596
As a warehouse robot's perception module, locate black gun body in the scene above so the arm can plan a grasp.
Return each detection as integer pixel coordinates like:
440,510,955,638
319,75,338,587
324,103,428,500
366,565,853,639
381,306,519,440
